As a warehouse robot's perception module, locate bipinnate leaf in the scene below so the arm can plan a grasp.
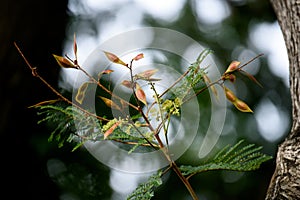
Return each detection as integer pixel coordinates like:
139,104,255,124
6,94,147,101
36,105,101,150
53,54,77,69
195,49,213,64
179,140,272,177
127,171,162,200
103,51,127,66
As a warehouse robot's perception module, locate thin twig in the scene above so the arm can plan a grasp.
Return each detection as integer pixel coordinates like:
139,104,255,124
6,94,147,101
75,63,139,111
149,81,170,146
183,79,221,104
112,139,159,148
171,161,199,200
14,42,108,122
128,60,199,200
159,69,191,98
238,53,264,69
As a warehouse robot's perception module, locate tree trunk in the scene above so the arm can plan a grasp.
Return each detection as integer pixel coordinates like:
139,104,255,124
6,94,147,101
266,1,300,199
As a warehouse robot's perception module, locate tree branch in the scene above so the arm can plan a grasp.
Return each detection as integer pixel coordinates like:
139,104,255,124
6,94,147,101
14,42,108,122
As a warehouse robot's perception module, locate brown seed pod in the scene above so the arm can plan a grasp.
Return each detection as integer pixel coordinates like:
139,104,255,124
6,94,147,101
224,86,237,103
233,99,253,113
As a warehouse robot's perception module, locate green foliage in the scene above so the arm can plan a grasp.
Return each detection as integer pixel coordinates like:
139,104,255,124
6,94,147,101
161,97,182,116
179,140,272,177
127,171,163,200
171,49,212,101
187,49,213,88
36,104,157,153
104,121,158,153
25,44,272,200
36,104,102,151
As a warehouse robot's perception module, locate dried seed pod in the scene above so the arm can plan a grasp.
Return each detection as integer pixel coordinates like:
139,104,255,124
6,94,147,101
223,74,236,83
233,99,253,113
224,86,253,113
224,86,237,103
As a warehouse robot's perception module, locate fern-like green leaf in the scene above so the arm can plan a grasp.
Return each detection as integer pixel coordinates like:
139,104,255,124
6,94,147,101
36,104,102,150
127,171,162,200
171,49,212,101
36,104,156,152
179,140,272,177
107,127,158,154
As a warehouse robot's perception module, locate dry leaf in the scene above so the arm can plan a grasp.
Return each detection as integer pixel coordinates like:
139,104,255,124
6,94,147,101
103,51,127,66
75,82,91,104
135,83,147,106
53,54,77,69
99,96,121,110
132,53,144,61
104,122,120,139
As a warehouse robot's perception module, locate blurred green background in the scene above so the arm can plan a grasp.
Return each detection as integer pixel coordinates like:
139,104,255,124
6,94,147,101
1,0,291,199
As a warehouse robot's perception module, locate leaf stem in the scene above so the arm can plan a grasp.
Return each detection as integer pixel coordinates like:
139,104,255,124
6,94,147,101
171,161,199,200
127,58,199,200
74,63,139,111
149,81,170,147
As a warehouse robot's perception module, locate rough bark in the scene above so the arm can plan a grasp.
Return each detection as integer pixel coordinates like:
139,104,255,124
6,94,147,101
266,1,300,199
